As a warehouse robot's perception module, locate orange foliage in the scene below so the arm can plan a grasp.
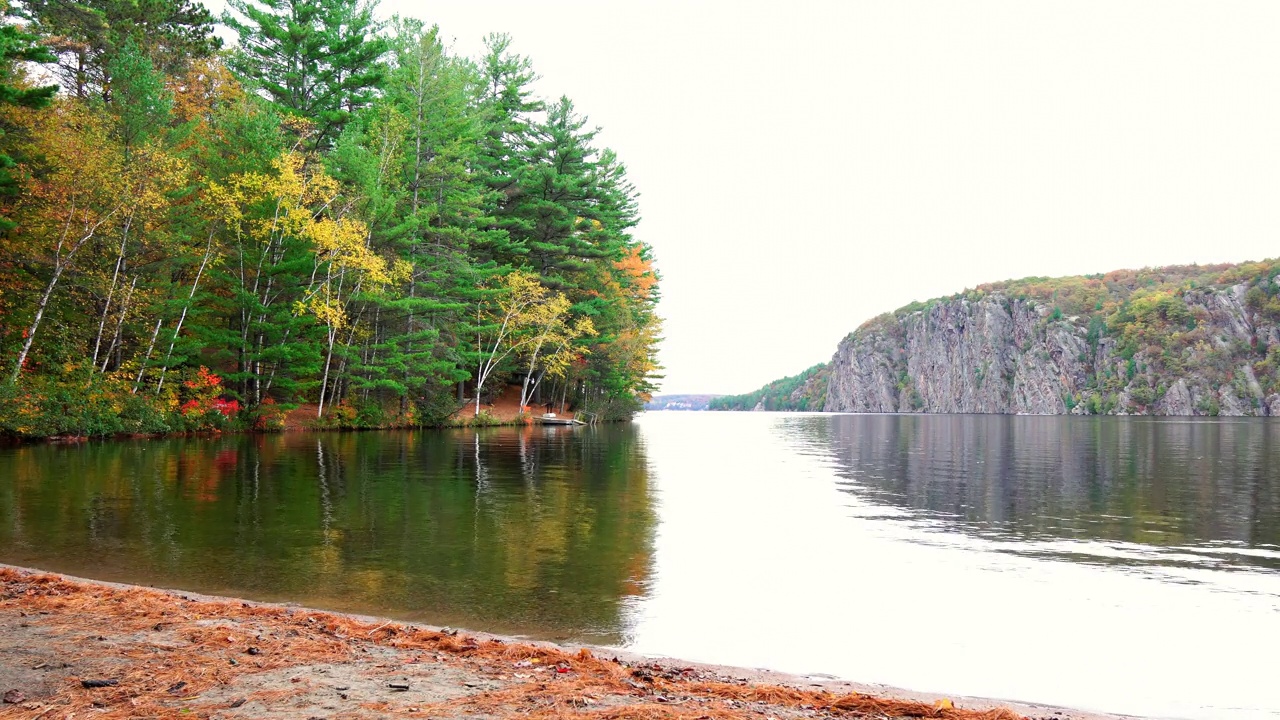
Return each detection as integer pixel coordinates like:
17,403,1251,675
614,245,658,301
169,58,244,127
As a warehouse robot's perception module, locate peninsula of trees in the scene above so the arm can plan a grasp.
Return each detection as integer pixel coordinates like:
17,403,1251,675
720,260,1280,416
706,365,827,411
0,0,660,438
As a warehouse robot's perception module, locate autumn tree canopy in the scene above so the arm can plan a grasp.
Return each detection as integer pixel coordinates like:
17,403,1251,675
0,1,661,436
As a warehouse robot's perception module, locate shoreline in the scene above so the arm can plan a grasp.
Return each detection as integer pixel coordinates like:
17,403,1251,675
0,564,1128,720
0,389,596,444
0,415,592,445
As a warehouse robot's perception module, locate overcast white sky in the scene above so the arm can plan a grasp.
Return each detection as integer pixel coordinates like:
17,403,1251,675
210,1,1280,395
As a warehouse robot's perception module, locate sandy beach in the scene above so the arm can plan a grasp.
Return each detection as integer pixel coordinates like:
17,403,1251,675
0,565,1128,720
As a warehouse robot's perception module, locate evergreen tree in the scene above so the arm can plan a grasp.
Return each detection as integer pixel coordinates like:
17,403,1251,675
223,0,387,149
19,0,218,98
0,4,57,229
474,33,540,264
104,37,172,155
382,21,500,411
510,96,621,291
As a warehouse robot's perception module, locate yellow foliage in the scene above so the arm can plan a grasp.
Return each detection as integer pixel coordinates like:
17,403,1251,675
390,259,414,284
295,296,348,330
4,100,186,261
209,150,395,331
540,315,596,380
308,217,387,284
477,271,600,396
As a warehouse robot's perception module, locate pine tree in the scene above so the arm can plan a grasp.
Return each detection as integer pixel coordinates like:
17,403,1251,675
223,0,387,149
382,21,500,411
511,96,619,291
105,37,172,155
0,11,663,434
19,0,218,99
0,5,57,230
474,33,540,265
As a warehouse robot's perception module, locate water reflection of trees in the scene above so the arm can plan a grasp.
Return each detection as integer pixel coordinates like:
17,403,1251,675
0,426,657,644
790,415,1280,561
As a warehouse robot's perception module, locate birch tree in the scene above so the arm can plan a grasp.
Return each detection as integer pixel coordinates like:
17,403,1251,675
473,271,560,416
517,302,593,410
5,102,178,383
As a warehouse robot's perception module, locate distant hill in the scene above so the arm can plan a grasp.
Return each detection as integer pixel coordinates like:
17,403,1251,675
644,394,723,411
707,364,829,411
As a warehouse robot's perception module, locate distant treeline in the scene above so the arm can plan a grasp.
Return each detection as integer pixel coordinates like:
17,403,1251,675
644,394,722,411
707,364,828,411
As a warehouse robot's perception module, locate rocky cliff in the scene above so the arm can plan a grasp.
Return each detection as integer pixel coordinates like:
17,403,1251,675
818,262,1280,416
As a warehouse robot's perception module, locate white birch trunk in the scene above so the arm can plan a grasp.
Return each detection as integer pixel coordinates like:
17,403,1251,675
154,232,215,395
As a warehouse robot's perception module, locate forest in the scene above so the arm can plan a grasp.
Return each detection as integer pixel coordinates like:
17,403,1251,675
0,0,661,438
707,364,828,412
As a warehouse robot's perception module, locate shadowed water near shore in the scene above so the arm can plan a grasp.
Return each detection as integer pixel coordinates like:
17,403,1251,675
3,414,1280,719
0,426,658,645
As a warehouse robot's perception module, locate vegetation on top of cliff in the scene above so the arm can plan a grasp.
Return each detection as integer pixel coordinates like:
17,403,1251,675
865,261,1280,380
708,363,828,411
876,260,1280,326
0,0,661,438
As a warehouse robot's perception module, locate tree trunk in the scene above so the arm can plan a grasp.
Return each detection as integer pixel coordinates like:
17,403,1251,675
10,261,66,384
10,203,114,383
317,325,337,418
91,218,131,370
99,276,137,374
475,325,482,417
132,316,163,394
155,231,215,395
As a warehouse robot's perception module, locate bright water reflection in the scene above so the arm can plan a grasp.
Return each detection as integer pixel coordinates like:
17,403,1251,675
2,414,1279,719
629,413,1280,720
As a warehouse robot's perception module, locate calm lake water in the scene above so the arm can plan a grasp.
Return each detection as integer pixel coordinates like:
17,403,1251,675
2,413,1278,719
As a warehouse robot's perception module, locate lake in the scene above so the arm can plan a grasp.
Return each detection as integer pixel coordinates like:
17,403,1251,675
2,413,1278,719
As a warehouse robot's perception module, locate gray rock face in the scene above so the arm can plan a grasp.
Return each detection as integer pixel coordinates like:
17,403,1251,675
823,287,1278,416
1267,394,1280,417
1153,379,1193,416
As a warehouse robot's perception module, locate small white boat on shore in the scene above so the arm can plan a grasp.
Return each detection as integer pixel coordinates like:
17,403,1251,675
535,413,585,426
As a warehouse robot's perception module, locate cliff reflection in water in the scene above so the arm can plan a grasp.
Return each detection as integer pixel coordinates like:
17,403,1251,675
0,426,657,643
792,414,1280,571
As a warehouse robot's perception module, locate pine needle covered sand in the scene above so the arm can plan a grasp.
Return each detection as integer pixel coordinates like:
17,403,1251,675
0,568,1031,720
